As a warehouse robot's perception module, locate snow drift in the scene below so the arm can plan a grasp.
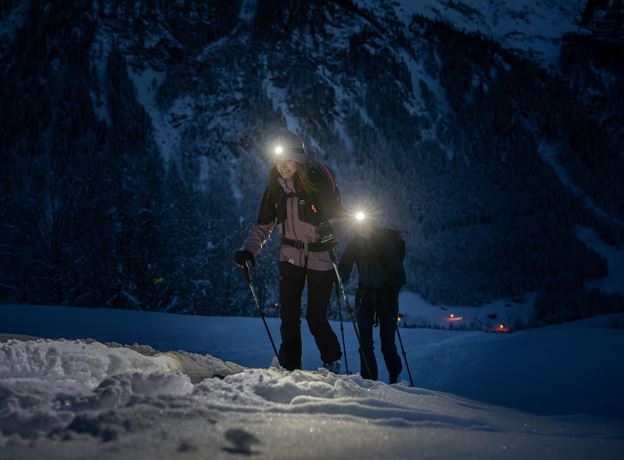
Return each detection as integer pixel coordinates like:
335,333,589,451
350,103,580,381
1,335,622,459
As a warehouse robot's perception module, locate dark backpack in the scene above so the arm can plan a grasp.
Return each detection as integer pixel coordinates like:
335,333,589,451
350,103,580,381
306,162,342,222
383,228,407,290
307,162,341,204
383,228,405,262
259,162,341,227
355,228,405,267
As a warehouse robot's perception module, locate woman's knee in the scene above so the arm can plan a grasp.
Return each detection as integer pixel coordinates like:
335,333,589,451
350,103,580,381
305,312,326,333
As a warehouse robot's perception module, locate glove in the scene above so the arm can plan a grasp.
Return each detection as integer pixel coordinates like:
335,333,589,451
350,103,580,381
318,222,336,245
233,250,255,268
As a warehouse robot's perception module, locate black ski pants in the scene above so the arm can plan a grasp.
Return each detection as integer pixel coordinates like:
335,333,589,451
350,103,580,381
278,261,342,370
356,286,402,381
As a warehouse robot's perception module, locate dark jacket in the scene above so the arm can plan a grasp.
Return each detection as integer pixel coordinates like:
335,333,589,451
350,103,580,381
256,165,343,227
338,228,406,294
244,166,344,270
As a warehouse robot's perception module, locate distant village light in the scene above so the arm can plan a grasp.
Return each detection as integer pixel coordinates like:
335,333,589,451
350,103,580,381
447,313,463,321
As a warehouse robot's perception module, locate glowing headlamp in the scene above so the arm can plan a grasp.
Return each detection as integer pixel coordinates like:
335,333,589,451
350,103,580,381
355,211,366,222
274,145,283,155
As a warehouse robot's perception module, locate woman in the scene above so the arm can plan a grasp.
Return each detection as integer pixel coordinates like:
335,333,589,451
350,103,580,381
233,132,342,372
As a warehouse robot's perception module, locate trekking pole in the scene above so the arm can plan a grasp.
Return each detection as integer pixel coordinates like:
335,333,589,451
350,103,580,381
334,283,349,374
395,322,414,387
239,261,280,365
328,247,374,379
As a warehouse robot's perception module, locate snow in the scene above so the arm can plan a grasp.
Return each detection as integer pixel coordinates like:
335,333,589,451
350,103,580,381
397,47,452,155
1,308,623,458
387,0,586,70
577,227,624,295
128,67,187,167
89,29,113,125
398,291,536,330
238,0,258,25
2,302,624,433
263,75,302,134
0,0,29,42
538,141,624,228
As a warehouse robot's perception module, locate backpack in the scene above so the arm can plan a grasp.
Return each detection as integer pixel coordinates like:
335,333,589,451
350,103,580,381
384,228,405,262
259,162,341,227
307,162,341,204
305,162,342,222
382,228,407,291
355,228,405,268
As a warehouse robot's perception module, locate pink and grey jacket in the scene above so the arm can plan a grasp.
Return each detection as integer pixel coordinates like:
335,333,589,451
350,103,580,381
243,176,341,271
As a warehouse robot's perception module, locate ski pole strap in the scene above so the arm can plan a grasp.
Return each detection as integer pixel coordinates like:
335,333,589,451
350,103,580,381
281,237,331,253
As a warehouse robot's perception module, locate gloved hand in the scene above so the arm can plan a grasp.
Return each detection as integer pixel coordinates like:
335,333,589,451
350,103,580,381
318,222,336,245
233,250,255,269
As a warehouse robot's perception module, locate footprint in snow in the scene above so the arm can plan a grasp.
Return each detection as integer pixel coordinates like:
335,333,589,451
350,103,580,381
222,428,261,455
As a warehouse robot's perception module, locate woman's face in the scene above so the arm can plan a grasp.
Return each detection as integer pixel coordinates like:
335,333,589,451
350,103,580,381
275,159,297,179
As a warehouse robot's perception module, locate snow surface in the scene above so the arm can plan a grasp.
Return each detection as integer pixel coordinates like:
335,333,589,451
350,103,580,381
398,291,537,330
2,302,624,417
1,314,623,458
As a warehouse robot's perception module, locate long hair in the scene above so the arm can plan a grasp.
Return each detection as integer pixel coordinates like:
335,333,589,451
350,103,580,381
266,163,318,203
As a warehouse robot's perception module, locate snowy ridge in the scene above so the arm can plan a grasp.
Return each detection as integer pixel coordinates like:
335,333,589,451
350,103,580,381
1,335,623,458
539,141,624,228
387,0,586,69
128,67,185,167
577,227,624,295
89,28,113,125
1,0,622,321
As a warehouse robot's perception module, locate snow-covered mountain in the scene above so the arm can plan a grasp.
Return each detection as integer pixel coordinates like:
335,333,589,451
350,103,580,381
0,0,622,320
1,304,623,458
390,0,587,69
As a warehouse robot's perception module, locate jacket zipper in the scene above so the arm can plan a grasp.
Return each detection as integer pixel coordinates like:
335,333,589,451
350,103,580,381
290,195,299,241
285,193,303,266
290,195,304,266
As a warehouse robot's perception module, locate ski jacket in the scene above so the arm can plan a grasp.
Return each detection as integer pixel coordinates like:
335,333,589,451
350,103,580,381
243,176,341,271
338,229,407,294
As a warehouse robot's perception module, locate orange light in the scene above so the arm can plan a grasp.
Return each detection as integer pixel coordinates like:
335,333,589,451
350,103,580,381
496,324,509,333
447,313,463,321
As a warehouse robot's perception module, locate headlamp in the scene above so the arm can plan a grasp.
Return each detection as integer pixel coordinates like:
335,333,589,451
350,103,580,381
355,211,366,222
274,145,283,155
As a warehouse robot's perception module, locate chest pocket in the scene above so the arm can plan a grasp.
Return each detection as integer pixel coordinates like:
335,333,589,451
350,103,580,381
275,191,323,226
298,196,322,225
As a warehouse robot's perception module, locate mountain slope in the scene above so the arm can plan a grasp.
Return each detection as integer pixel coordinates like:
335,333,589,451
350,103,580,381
389,0,586,68
0,0,622,320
